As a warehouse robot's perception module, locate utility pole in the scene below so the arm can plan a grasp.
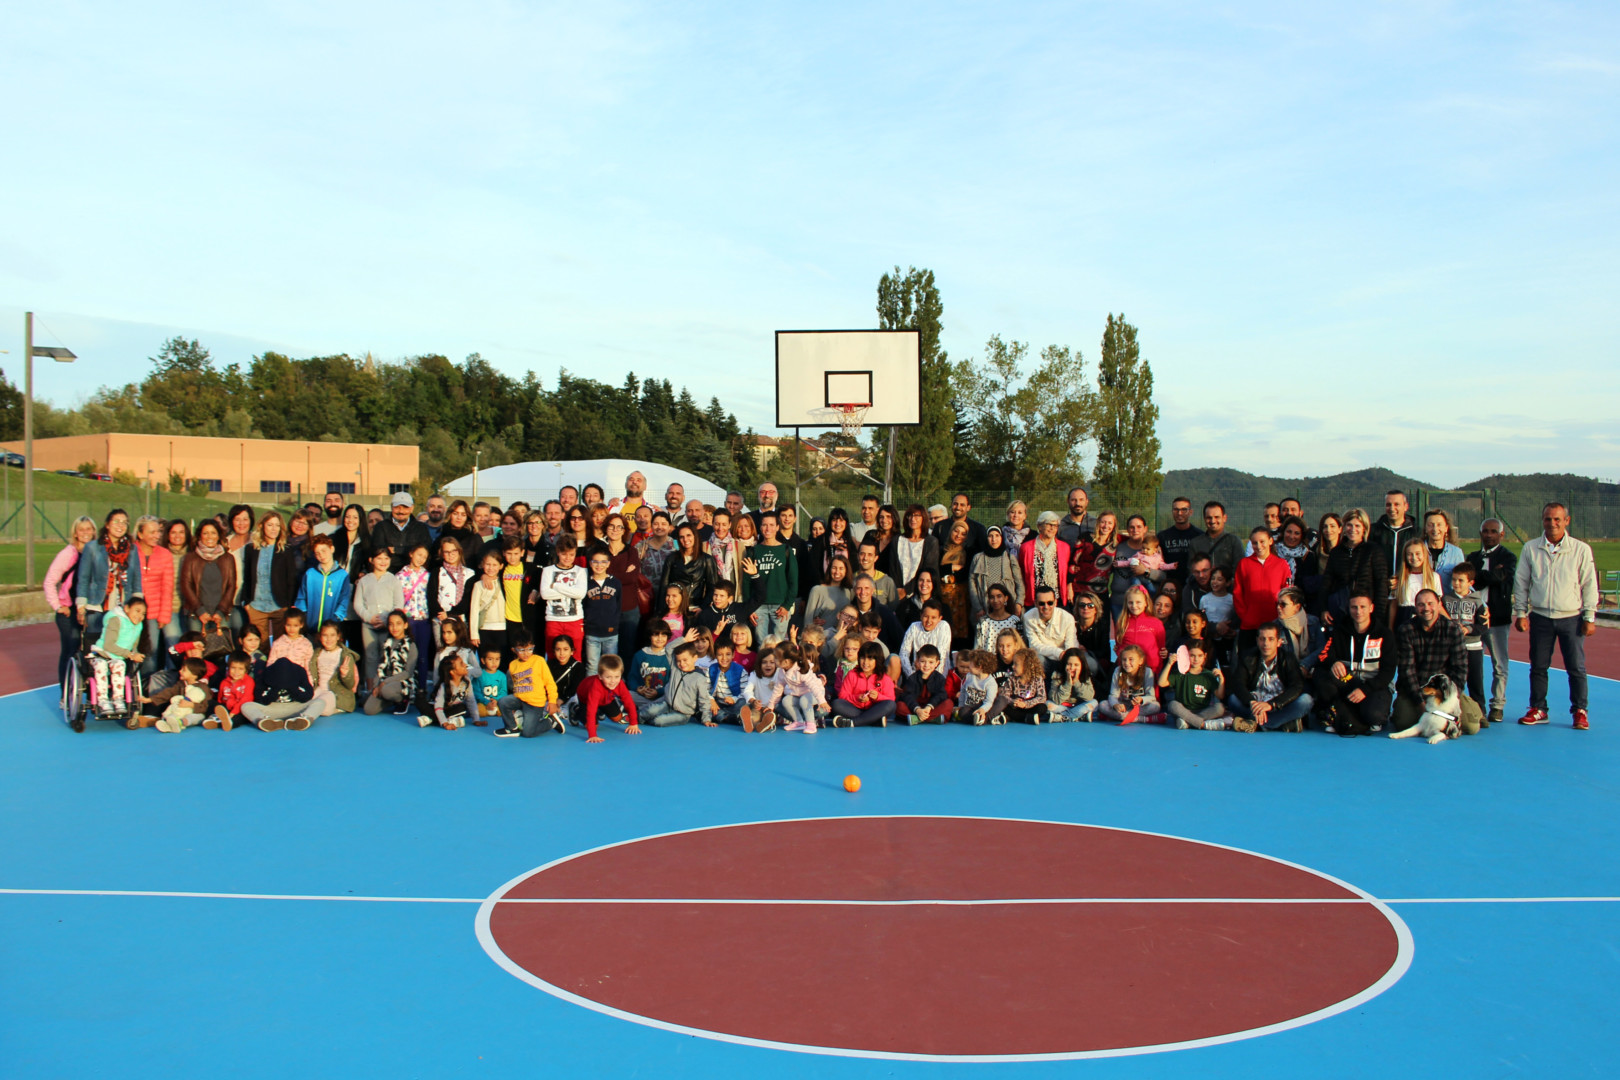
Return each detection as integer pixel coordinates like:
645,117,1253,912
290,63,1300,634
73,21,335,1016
24,313,34,587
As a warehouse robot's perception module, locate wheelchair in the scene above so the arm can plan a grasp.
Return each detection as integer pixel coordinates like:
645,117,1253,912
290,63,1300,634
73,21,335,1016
61,647,146,733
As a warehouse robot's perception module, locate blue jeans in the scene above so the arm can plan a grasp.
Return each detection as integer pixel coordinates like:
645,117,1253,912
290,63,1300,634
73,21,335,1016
1481,625,1510,711
617,608,641,653
639,698,693,727
1227,693,1315,731
1055,700,1098,721
778,694,818,727
757,605,794,643
1528,613,1587,712
496,695,560,737
585,633,619,676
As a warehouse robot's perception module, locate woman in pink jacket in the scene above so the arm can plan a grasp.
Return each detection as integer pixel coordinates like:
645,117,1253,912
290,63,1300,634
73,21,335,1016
131,515,176,678
1020,511,1074,610
44,516,100,687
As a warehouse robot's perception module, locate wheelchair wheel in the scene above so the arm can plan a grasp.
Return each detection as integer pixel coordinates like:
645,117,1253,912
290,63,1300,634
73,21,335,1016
62,664,86,733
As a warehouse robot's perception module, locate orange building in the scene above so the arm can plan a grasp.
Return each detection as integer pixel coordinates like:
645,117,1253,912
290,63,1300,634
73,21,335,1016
2,434,418,501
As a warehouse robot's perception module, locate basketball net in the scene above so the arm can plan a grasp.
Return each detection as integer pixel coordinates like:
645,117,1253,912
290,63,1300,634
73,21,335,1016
829,402,871,442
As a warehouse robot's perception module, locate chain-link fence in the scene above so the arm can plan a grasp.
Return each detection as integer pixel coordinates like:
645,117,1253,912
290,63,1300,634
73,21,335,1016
789,486,1620,541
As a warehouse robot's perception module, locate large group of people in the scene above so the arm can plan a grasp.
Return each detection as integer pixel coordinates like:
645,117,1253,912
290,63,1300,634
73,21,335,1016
43,475,1600,740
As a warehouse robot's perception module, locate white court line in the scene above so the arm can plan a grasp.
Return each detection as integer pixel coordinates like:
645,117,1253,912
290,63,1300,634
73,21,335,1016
3,888,1618,905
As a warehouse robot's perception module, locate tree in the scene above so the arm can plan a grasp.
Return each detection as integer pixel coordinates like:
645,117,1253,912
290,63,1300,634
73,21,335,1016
0,368,23,440
871,266,954,501
951,335,1095,492
141,337,233,430
1092,313,1162,498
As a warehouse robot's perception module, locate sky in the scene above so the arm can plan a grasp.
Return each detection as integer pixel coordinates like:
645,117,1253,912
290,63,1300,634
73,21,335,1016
3,1,1617,487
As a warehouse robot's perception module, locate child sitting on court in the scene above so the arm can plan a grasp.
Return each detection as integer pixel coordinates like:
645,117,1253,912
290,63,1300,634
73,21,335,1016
985,647,1048,725
706,640,747,726
897,643,953,725
209,652,256,731
268,609,314,681
1158,638,1227,730
954,650,1001,726
144,657,213,733
429,617,479,701
1047,647,1097,722
742,648,781,732
1098,644,1160,724
829,642,897,728
771,642,828,733
430,653,472,730
472,646,507,726
639,642,712,727
493,629,562,738
630,620,672,702
314,619,362,718
574,654,642,743
548,635,585,713
364,610,418,716
797,625,827,678
688,626,716,673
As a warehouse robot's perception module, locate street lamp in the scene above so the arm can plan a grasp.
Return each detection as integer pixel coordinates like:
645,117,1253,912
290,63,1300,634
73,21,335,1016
23,312,75,587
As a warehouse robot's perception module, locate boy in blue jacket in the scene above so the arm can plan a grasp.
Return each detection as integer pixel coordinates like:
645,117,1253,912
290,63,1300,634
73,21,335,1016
707,640,747,726
295,534,352,629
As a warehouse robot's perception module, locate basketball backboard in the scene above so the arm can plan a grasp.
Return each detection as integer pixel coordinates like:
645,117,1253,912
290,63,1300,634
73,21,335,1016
775,330,921,429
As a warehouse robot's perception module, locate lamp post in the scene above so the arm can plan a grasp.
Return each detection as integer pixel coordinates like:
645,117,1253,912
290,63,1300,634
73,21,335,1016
23,313,76,587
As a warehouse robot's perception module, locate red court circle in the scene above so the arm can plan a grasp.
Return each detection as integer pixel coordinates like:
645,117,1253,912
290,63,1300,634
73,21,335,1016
476,816,1412,1061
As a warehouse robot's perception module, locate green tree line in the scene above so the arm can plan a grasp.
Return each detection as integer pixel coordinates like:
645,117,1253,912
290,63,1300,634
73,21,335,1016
0,340,763,493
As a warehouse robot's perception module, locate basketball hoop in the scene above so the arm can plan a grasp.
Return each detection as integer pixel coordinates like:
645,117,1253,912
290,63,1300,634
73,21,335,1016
828,402,871,442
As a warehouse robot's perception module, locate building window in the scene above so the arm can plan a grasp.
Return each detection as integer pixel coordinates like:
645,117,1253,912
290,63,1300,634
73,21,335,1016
388,483,412,495
259,480,291,494
197,479,223,492
327,482,356,495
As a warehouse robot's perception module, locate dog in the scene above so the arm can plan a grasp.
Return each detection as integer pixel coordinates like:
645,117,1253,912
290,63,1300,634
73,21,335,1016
1390,674,1462,745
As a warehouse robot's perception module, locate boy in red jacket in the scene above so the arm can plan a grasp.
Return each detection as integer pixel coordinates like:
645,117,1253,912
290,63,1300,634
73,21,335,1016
207,652,256,731
575,654,642,744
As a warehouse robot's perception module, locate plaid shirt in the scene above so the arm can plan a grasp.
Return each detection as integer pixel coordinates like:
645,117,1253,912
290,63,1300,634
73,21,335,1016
1395,616,1467,699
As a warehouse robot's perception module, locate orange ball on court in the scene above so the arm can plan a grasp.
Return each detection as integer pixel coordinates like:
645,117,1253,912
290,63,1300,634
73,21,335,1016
844,775,861,793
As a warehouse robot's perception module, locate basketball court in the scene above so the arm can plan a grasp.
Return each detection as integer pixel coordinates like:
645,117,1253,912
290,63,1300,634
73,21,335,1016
2,648,1616,1078
6,340,1616,1076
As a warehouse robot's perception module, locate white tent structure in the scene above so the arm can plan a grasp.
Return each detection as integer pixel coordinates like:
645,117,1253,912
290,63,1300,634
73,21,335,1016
442,459,728,510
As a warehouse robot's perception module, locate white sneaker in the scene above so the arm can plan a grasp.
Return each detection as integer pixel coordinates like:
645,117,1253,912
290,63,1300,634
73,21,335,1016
1175,717,1189,730
155,717,182,733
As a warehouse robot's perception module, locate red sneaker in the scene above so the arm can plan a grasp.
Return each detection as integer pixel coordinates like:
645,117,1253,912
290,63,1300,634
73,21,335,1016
1518,708,1549,726
1572,710,1589,730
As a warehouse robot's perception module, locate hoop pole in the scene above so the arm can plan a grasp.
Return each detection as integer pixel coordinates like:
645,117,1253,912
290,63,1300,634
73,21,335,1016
884,426,896,504
793,425,801,537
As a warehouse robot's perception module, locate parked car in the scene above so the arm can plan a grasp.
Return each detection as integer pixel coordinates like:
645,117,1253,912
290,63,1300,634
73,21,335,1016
91,473,114,483
1,452,24,467
54,469,82,477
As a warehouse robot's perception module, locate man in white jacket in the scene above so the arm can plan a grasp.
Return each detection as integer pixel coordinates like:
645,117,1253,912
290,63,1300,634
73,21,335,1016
1022,586,1078,674
1513,502,1599,730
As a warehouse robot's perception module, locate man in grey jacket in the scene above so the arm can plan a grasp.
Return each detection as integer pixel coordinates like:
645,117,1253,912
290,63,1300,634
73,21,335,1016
1514,502,1599,730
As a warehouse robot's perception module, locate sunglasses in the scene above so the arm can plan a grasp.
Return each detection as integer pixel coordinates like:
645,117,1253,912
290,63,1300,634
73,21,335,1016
1037,601,1055,607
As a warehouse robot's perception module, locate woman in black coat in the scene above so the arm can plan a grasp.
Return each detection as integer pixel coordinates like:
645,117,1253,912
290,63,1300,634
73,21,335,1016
660,523,721,611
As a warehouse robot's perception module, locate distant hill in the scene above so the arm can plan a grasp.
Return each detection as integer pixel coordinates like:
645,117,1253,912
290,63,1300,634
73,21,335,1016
1158,468,1617,538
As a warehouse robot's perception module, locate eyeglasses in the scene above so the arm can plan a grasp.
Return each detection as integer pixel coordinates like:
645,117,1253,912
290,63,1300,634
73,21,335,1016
1037,601,1055,608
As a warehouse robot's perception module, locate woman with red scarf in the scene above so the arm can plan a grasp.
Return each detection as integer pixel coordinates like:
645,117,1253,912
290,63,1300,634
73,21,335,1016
74,509,136,645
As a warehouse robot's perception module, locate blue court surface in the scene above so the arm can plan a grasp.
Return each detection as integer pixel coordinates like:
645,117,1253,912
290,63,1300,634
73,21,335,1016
2,660,1615,1079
